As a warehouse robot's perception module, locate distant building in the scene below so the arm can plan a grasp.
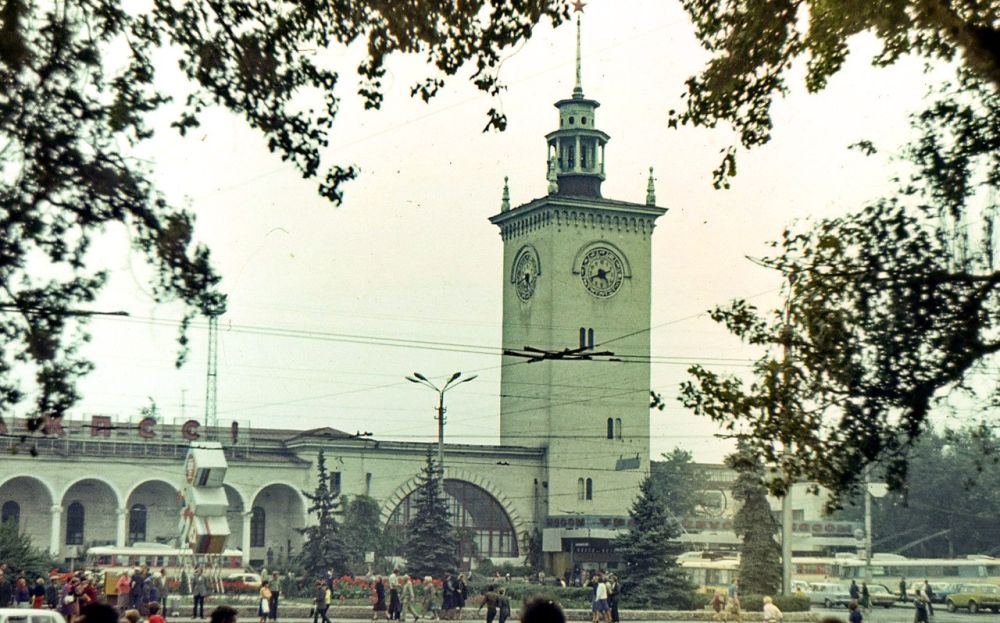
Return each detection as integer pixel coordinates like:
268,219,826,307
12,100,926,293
677,463,862,555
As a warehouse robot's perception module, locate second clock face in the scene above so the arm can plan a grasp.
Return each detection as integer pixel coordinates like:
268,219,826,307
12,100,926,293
580,247,625,298
514,249,539,301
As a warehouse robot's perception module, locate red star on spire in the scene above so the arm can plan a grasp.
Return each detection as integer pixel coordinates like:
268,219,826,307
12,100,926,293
572,0,586,13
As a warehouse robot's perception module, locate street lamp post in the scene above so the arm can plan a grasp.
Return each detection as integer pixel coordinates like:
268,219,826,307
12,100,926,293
405,371,478,474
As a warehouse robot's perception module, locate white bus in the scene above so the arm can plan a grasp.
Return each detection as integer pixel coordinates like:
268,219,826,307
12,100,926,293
84,543,246,594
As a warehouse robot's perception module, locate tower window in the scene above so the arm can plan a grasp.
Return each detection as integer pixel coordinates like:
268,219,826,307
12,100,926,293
569,116,575,125
585,478,593,500
577,478,585,501
606,418,614,440
582,116,587,125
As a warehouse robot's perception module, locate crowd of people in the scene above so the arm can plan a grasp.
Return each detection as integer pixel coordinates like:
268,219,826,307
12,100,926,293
308,570,475,623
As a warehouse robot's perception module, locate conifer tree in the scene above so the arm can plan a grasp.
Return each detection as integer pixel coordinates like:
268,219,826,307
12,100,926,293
727,444,781,596
401,450,458,577
298,450,348,578
341,494,389,571
615,476,692,608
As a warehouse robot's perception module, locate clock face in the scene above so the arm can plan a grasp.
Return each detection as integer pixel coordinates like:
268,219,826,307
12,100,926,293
513,249,539,301
580,247,625,298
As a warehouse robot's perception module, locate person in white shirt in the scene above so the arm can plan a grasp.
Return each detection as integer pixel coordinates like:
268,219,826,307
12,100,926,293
762,596,783,623
593,576,610,623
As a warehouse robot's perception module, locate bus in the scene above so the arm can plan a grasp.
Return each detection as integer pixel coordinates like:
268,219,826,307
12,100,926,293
837,555,1000,586
83,544,246,595
679,552,1000,594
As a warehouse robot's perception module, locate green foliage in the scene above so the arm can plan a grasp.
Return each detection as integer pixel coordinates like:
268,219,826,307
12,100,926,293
650,448,709,518
524,528,543,571
341,494,388,571
675,1,1000,503
298,450,348,579
474,559,535,579
0,521,53,577
672,0,1000,188
727,444,781,597
0,0,568,435
400,450,459,578
616,476,693,608
869,426,1000,557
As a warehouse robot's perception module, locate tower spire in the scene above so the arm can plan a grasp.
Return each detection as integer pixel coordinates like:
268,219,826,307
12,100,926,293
573,4,585,99
646,167,656,206
501,176,511,212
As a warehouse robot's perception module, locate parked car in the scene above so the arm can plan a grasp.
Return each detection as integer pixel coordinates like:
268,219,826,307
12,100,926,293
929,582,958,604
223,572,263,590
869,584,896,608
946,583,1000,613
0,609,65,623
808,582,854,608
792,580,811,594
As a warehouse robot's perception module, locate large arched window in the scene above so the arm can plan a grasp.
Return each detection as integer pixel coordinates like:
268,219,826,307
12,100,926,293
1,501,19,526
250,507,266,547
128,504,147,544
387,479,518,559
66,501,85,545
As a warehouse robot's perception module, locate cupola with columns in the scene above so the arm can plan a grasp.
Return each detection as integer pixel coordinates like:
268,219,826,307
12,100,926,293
545,11,609,198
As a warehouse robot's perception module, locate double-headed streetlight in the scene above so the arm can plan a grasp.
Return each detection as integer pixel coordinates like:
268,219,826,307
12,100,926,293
405,371,478,474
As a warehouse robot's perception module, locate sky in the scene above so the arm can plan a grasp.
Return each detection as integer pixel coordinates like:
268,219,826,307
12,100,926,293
40,1,948,462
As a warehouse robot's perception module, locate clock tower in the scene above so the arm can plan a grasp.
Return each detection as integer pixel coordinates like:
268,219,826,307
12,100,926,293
489,11,666,561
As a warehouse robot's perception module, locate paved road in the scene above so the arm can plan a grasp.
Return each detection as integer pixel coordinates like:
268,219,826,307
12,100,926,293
813,605,986,623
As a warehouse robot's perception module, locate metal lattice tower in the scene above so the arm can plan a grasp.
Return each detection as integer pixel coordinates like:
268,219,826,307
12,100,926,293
203,301,226,438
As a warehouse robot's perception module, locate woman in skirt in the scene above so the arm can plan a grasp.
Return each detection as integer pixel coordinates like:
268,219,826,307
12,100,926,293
372,576,389,621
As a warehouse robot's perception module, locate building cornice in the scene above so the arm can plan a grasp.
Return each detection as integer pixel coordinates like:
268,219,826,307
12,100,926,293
489,194,666,241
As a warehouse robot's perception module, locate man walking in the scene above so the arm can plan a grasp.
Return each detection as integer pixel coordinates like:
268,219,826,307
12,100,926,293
899,578,908,603
192,569,209,620
269,573,280,621
924,581,935,616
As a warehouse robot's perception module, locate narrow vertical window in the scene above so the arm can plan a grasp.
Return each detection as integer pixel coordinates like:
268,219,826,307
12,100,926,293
616,418,623,440
587,328,595,349
250,506,266,547
332,472,342,495
607,418,614,440
577,478,585,501
579,328,586,349
128,504,147,544
66,502,85,545
366,472,373,496
1,501,19,526
585,478,593,500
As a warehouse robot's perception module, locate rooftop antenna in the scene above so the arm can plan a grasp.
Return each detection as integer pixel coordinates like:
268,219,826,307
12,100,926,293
203,299,226,440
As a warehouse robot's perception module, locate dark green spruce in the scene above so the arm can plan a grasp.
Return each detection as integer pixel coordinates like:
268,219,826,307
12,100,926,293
728,444,781,596
400,450,459,578
615,475,693,608
297,450,348,578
